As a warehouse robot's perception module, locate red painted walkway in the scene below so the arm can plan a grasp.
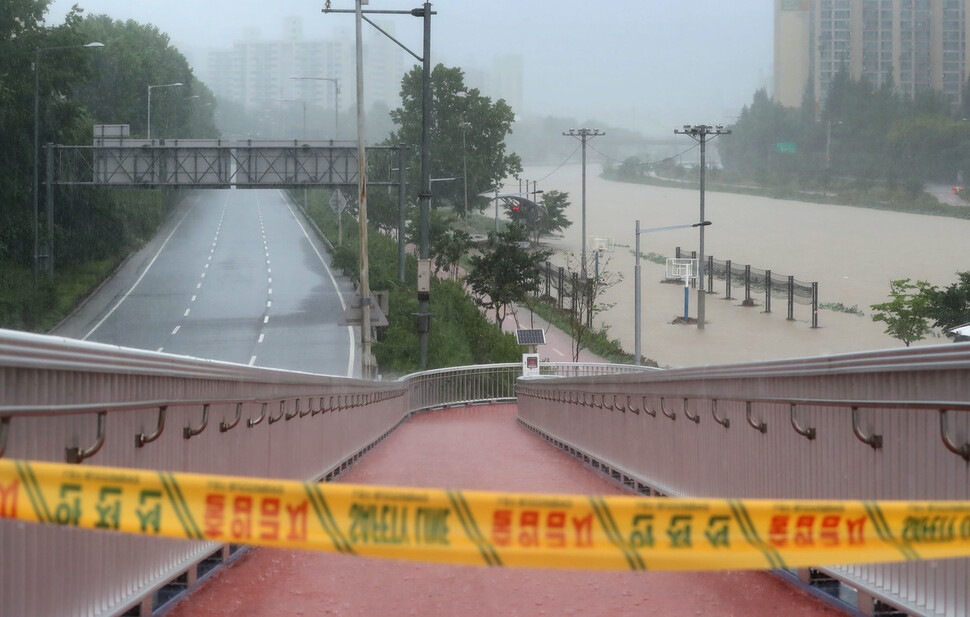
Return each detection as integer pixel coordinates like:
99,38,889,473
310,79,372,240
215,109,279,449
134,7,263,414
167,405,847,616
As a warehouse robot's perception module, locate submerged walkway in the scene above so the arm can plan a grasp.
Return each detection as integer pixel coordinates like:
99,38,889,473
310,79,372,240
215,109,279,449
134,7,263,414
166,405,847,616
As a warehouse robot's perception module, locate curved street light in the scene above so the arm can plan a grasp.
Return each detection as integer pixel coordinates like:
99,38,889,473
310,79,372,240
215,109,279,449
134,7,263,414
290,76,340,137
147,82,183,140
33,41,104,281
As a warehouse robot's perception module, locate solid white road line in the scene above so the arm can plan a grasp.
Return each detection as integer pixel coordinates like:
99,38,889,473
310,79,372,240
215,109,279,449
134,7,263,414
278,189,355,378
83,203,199,339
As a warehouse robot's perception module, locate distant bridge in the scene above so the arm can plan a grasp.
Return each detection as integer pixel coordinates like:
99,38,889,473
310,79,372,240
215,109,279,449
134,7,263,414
46,139,404,189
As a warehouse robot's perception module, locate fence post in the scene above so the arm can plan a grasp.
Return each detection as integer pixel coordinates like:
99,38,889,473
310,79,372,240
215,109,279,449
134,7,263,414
558,267,564,309
765,270,772,313
744,265,753,306
707,255,714,292
812,282,819,328
544,261,551,298
571,272,578,317
787,275,795,320
725,260,732,300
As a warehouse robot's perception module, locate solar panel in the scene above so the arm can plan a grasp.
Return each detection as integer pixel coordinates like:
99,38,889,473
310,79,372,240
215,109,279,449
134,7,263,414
515,328,546,346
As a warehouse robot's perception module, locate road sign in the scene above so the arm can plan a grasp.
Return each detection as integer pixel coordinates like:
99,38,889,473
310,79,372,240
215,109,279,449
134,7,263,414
329,189,348,214
775,142,797,154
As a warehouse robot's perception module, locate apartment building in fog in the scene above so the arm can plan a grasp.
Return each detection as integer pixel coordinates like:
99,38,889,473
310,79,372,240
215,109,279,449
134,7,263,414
775,0,970,109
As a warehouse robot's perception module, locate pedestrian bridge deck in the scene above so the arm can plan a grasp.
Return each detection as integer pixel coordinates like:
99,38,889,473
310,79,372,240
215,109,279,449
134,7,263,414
165,404,844,617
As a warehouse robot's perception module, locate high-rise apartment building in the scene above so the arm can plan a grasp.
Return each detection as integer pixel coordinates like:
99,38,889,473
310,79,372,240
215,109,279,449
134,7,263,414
198,17,403,122
775,0,970,109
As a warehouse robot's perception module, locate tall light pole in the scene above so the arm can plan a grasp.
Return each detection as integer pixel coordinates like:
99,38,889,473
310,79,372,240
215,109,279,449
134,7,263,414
674,124,730,329
290,76,340,137
324,1,435,370
634,220,710,365
147,82,183,140
459,121,471,218
562,128,604,279
34,41,104,282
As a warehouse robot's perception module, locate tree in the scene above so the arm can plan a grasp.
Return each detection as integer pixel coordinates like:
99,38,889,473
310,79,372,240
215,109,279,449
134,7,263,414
923,271,970,338
466,226,549,329
75,15,218,139
502,190,573,245
388,64,522,217
870,279,935,347
426,210,469,280
565,253,622,362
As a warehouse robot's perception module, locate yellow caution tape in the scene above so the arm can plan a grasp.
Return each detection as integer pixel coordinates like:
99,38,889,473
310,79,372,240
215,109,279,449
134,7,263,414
2,458,970,570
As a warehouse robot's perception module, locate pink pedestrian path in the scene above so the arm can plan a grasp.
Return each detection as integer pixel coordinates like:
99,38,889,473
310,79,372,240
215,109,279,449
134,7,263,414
167,405,847,617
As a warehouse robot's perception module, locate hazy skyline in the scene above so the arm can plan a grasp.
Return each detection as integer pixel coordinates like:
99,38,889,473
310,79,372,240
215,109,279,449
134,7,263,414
46,1,773,137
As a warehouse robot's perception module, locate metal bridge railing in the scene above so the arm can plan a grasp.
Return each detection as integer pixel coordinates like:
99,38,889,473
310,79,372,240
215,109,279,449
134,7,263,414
0,329,645,617
4,324,968,617
0,329,407,617
401,362,657,415
517,343,970,617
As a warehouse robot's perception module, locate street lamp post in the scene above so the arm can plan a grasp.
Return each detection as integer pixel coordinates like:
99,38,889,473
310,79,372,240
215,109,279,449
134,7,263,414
674,124,730,330
324,1,435,370
147,82,184,140
290,76,340,137
33,41,104,282
634,220,711,365
459,121,471,219
562,128,604,279
529,181,544,243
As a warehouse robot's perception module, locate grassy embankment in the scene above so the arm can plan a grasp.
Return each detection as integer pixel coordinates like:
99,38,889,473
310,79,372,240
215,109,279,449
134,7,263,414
0,189,174,333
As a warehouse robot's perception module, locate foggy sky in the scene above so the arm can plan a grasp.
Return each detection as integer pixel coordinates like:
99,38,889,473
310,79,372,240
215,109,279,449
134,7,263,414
45,0,773,136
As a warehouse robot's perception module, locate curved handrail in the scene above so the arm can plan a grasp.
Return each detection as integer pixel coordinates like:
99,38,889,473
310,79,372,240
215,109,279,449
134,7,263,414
183,404,209,439
268,400,285,424
850,406,882,449
626,395,640,415
136,406,167,447
939,409,970,460
660,397,676,420
248,402,267,427
790,404,816,440
711,399,730,428
220,403,243,433
745,401,767,434
683,398,700,424
285,399,300,421
66,411,106,463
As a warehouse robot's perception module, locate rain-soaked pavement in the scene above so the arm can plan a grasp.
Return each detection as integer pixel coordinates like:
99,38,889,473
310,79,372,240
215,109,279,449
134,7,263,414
166,404,848,617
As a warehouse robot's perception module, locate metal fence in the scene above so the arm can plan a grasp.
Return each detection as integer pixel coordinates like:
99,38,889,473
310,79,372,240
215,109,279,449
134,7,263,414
4,324,968,617
517,343,970,617
535,261,595,328
675,247,819,327
0,330,646,617
0,330,407,617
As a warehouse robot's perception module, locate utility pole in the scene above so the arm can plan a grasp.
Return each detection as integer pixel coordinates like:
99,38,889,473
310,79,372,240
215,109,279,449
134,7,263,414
324,1,435,371
674,124,730,330
353,0,374,379
562,128,604,279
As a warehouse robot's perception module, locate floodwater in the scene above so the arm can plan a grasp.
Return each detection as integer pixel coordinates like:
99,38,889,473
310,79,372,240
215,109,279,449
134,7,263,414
510,165,970,367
